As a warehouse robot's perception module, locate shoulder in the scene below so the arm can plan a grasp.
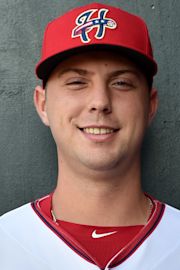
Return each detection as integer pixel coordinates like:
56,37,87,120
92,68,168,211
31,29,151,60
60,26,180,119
0,203,37,239
163,204,180,223
149,204,180,269
151,203,180,246
0,203,34,226
0,204,53,270
156,203,180,233
0,193,53,238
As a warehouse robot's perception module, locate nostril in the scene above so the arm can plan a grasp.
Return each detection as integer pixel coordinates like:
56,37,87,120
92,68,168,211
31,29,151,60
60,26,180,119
103,107,110,112
89,105,112,114
91,107,97,111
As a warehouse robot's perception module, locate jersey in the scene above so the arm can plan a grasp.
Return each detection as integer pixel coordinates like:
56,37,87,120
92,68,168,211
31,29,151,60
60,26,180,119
33,194,146,269
0,196,180,270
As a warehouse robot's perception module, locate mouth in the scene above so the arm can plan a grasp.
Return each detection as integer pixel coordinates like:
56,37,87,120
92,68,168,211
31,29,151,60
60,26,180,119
79,127,119,135
78,126,119,138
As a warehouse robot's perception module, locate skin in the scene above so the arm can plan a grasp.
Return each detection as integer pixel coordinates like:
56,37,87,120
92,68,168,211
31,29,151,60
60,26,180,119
34,51,158,226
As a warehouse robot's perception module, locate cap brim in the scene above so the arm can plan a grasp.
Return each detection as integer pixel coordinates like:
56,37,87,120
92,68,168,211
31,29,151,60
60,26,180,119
36,44,157,84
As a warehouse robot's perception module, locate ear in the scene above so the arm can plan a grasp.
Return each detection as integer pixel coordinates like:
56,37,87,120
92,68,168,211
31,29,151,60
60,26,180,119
148,88,158,126
33,85,50,126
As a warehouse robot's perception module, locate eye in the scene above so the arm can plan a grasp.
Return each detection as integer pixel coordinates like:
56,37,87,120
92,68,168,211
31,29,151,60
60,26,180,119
65,77,88,90
110,78,134,90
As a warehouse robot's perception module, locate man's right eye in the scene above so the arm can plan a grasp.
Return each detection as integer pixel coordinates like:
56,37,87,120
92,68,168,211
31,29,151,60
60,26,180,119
65,78,88,90
66,80,85,85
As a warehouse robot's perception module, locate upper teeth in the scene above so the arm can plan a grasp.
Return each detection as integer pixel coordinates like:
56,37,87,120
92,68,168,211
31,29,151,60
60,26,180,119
83,128,114,135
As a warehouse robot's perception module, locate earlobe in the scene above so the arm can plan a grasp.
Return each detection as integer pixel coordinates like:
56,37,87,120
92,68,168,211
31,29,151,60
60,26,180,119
34,85,50,126
148,88,158,125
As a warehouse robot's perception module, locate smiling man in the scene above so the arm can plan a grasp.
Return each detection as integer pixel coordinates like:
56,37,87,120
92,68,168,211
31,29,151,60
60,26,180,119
0,3,180,270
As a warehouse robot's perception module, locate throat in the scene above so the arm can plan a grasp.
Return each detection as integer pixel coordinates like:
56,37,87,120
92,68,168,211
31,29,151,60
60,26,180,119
52,185,153,226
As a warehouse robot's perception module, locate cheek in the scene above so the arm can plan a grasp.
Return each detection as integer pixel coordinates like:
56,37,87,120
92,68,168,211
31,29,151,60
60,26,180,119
117,93,150,131
45,93,83,132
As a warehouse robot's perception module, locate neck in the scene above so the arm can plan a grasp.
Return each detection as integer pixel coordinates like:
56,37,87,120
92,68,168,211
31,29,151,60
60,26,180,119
52,155,148,226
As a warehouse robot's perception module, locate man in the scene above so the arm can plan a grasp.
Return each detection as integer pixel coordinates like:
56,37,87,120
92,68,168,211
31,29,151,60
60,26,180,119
0,2,180,270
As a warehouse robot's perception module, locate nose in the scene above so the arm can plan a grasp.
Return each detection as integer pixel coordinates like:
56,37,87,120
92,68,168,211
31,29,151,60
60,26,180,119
88,82,112,114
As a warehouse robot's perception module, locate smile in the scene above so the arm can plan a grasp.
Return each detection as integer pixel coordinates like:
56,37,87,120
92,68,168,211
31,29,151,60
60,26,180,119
83,127,114,135
78,126,119,143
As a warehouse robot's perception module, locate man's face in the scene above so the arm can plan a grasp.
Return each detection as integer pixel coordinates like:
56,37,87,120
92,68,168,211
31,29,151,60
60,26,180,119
35,51,157,173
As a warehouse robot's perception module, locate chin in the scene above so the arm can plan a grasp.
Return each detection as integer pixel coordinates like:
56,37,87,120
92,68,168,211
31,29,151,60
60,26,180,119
81,156,121,172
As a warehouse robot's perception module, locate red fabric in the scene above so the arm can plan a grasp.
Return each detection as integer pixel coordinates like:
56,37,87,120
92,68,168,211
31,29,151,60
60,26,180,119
37,193,156,269
36,3,157,80
58,220,143,269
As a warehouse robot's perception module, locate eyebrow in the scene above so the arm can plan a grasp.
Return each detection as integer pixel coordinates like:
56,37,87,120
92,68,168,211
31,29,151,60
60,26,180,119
109,69,141,79
57,67,141,80
57,68,94,78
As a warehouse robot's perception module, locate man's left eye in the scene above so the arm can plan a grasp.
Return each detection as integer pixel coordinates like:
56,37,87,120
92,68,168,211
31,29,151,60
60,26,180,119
111,79,133,89
114,80,128,85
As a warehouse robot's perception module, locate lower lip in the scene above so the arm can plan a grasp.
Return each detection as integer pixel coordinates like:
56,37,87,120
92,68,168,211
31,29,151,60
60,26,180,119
80,129,118,143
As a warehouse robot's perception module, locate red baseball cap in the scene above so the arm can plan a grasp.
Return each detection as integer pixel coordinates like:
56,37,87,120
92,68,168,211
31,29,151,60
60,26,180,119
36,2,158,84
